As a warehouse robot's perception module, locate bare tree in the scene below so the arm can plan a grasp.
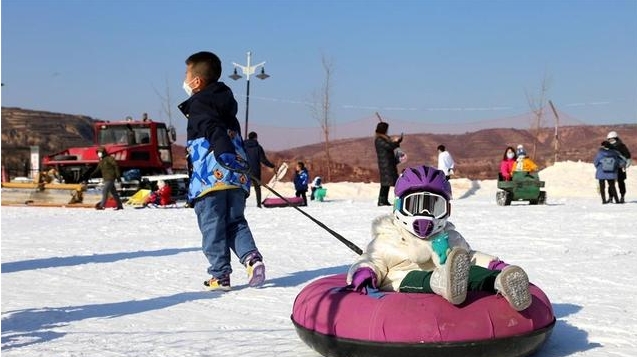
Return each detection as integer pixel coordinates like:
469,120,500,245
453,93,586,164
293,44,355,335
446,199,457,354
153,76,175,127
525,74,551,159
309,55,335,182
152,76,178,142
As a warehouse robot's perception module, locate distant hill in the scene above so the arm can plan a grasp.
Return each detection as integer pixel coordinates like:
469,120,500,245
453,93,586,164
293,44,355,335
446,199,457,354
270,124,636,181
2,107,635,181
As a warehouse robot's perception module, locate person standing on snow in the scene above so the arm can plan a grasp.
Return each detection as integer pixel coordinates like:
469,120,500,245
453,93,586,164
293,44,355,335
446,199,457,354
294,161,309,206
437,145,455,180
244,131,275,208
594,140,625,204
178,50,265,291
90,147,124,210
606,131,631,203
374,121,403,206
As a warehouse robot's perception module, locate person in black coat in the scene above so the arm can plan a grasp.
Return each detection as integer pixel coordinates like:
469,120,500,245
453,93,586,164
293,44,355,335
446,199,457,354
607,131,632,203
374,121,403,206
244,131,275,208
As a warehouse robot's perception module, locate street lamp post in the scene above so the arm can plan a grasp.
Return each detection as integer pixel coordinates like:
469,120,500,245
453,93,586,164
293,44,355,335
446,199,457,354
229,51,270,139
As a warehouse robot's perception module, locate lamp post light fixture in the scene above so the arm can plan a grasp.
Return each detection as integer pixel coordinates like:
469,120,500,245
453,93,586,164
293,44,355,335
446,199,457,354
229,51,270,139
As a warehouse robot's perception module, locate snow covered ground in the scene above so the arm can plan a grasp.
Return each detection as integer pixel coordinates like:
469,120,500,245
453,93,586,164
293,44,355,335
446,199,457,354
2,161,636,357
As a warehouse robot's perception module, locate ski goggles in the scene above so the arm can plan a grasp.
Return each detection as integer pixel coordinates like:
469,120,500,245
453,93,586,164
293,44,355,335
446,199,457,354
395,192,449,219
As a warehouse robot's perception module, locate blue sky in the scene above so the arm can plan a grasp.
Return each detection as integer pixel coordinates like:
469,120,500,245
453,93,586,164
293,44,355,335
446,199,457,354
2,0,636,140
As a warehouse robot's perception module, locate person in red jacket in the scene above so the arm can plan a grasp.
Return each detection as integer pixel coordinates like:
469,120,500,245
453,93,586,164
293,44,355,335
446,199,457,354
499,146,517,181
146,180,173,206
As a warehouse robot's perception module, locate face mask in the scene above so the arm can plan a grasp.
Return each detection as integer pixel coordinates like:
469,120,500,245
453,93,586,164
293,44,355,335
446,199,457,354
506,152,515,159
182,78,196,97
98,152,103,158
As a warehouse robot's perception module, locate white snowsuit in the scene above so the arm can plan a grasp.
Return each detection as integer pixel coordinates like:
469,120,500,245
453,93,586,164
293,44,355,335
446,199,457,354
346,214,498,292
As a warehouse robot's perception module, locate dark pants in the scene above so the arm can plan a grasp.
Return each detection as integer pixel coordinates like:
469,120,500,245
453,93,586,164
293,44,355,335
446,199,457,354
599,179,619,203
617,169,627,197
99,180,123,209
399,266,499,293
253,183,263,207
295,190,308,206
378,185,391,205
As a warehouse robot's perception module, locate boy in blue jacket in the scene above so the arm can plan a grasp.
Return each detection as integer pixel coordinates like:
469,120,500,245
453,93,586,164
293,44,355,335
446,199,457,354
294,161,309,206
178,51,265,291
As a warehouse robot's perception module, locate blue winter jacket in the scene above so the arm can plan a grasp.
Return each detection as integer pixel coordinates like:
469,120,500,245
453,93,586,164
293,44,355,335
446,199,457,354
594,147,624,180
178,82,250,202
294,168,309,192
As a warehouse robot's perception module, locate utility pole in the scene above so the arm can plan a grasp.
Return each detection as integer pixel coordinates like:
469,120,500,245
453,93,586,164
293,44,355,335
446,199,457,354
548,100,560,164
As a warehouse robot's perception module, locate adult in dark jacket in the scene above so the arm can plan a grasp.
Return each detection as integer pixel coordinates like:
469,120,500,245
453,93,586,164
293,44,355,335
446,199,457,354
594,141,625,204
90,146,123,210
606,131,632,203
244,131,275,208
374,121,403,206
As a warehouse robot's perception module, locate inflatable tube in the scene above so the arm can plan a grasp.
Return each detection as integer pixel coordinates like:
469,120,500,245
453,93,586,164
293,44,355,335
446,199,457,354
292,274,555,357
262,196,304,208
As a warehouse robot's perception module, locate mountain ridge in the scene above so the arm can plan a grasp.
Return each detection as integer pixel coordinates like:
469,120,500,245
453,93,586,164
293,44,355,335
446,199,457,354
2,107,635,181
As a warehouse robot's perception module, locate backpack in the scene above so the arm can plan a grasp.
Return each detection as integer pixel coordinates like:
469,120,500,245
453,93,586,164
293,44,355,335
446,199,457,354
600,156,617,173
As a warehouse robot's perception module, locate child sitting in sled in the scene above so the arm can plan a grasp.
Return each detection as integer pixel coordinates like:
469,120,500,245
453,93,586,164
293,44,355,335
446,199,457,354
346,165,532,311
145,180,173,207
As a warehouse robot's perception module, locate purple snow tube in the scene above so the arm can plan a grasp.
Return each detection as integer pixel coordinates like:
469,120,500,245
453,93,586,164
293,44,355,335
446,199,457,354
291,274,555,357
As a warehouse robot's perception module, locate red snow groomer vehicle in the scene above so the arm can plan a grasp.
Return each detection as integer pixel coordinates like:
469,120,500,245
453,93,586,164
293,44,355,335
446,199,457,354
44,119,175,182
37,118,187,205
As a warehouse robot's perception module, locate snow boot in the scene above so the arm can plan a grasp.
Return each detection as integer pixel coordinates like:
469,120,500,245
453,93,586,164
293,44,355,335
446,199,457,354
244,251,266,287
494,265,531,311
429,247,470,305
204,274,231,292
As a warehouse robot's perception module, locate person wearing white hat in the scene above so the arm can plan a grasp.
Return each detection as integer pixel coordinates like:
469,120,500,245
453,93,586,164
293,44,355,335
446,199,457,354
606,131,632,203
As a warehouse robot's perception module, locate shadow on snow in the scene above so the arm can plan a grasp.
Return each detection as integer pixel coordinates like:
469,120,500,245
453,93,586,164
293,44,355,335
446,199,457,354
0,264,348,350
1,247,201,273
540,302,602,356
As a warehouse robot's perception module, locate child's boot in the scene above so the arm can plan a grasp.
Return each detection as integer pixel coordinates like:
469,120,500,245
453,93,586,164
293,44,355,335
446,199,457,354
203,274,231,292
429,247,470,305
244,251,266,287
494,265,531,311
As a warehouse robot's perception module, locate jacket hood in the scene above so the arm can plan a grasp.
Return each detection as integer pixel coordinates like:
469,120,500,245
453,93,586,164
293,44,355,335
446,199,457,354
244,139,259,148
178,81,239,127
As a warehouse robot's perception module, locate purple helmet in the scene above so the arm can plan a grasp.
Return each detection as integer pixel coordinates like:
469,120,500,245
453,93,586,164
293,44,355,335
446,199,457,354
393,166,452,239
395,166,452,200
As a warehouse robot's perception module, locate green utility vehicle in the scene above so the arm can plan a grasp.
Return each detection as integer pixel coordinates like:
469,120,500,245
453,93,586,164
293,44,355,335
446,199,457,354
496,171,546,206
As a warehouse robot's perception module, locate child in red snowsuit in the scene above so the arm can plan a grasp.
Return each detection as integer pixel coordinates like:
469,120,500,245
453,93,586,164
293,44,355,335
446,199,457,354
146,180,173,206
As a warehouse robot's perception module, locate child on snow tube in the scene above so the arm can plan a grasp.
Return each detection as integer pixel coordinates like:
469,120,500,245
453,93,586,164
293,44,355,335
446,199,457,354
347,165,532,311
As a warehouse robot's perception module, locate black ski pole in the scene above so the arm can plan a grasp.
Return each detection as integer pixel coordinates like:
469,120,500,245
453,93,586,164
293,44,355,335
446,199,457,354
253,175,363,256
